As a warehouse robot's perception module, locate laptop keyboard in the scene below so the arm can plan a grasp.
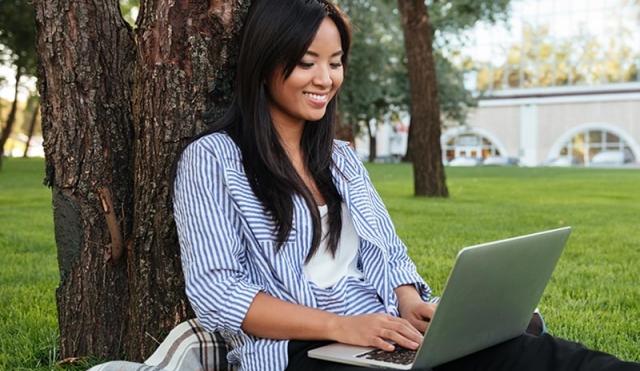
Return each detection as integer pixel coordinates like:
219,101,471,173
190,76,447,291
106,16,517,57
356,347,417,365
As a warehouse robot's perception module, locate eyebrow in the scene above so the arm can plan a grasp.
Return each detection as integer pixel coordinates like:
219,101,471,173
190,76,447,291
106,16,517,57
305,50,344,58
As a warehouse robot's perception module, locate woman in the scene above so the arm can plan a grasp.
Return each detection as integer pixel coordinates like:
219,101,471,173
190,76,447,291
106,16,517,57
173,1,639,370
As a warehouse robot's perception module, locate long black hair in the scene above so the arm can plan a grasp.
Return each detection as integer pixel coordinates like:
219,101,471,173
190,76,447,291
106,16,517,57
201,0,352,262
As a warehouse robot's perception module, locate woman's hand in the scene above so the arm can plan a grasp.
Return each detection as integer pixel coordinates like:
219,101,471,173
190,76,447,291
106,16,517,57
395,285,437,333
327,313,423,352
398,299,437,334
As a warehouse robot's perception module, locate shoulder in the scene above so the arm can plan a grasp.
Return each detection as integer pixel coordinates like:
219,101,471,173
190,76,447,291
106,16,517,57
177,132,244,178
331,139,366,180
182,131,242,163
332,139,359,163
332,139,365,165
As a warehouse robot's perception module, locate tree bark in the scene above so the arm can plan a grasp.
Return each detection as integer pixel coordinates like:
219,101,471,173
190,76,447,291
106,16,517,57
335,114,354,143
22,98,40,158
0,70,22,169
35,0,249,362
397,0,449,197
126,0,248,359
34,0,135,359
366,119,377,163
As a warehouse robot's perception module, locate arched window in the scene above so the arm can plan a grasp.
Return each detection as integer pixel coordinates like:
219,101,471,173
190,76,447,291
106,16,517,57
556,129,636,165
442,132,502,162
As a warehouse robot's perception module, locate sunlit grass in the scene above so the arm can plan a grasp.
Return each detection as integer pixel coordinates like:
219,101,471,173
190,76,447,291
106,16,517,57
1,159,639,369
369,164,640,362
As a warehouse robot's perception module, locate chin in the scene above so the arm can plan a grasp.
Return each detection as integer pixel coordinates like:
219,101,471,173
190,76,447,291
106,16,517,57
304,110,328,122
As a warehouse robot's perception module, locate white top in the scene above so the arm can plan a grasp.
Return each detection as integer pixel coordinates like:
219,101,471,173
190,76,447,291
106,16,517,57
303,203,364,288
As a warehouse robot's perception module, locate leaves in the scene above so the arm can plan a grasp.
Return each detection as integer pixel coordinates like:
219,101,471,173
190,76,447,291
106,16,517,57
0,0,37,76
337,0,407,136
336,0,509,134
473,23,640,91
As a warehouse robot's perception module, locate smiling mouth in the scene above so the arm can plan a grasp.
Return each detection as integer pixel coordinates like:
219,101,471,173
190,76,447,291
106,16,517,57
304,92,329,103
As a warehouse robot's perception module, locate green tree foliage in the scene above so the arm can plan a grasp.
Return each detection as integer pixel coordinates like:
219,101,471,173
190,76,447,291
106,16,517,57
0,0,38,166
336,0,511,156
337,0,406,153
0,0,37,77
119,0,140,27
430,0,511,33
474,24,640,91
430,0,511,123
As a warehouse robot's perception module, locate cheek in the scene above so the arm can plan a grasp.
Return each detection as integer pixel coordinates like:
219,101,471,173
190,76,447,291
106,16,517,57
286,70,311,90
332,72,344,92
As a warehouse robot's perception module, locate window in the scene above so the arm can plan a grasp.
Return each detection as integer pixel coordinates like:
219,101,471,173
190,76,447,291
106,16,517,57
557,129,636,165
443,132,502,162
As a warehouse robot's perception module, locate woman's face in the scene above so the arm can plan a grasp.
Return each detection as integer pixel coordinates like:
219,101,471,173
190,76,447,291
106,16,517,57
268,17,345,129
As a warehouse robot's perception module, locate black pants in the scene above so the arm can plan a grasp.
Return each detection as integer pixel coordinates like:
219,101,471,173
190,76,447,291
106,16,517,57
286,334,640,371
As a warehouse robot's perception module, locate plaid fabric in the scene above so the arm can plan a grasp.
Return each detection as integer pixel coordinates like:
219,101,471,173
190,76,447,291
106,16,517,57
88,319,235,371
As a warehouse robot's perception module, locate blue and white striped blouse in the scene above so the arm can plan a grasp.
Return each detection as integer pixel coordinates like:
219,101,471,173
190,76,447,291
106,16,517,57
173,132,434,371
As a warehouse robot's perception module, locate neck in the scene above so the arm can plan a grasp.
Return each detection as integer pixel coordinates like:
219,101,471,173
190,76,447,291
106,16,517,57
271,113,304,156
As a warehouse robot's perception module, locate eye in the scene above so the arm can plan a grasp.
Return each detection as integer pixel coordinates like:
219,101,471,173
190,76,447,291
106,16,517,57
330,62,343,69
298,61,314,69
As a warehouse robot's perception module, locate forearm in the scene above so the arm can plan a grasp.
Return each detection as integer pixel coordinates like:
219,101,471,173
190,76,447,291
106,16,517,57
243,292,424,351
395,284,422,306
241,292,339,340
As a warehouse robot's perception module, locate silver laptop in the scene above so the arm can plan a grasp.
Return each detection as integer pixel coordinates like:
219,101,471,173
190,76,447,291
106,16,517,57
308,227,571,369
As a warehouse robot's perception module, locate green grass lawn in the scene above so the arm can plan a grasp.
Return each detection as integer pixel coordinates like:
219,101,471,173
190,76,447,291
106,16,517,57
1,158,639,370
0,159,60,370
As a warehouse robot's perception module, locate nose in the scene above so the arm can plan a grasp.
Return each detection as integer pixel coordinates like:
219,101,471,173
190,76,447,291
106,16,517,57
313,64,332,88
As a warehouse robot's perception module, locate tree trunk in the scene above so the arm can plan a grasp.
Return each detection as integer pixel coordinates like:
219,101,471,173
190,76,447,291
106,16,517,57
335,114,354,143
126,0,248,359
35,0,249,362
402,119,413,162
23,98,40,158
34,0,135,360
397,0,448,197
367,119,377,163
0,70,22,169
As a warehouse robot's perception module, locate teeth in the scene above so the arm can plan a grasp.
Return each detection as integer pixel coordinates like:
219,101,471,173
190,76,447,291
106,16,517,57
305,93,328,102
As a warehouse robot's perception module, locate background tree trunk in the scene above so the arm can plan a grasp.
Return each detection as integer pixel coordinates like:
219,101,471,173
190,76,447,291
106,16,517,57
397,0,449,197
366,119,377,162
34,0,135,359
334,114,354,143
126,0,248,359
0,70,22,169
22,97,39,158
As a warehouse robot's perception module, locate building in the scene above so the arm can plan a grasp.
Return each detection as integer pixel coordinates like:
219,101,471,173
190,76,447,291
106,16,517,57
444,83,640,166
358,0,640,167
442,0,640,167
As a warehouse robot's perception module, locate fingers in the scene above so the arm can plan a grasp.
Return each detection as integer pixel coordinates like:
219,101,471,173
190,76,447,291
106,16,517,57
375,316,422,351
339,314,426,352
408,317,429,333
393,317,423,343
373,337,395,352
415,302,437,322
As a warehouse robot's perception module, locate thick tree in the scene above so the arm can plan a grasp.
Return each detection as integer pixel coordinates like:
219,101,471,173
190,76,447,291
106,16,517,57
397,0,448,197
127,0,248,359
34,0,248,361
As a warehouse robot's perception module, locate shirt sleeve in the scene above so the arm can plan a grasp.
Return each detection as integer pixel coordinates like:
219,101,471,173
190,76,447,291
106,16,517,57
173,140,264,334
344,146,433,302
